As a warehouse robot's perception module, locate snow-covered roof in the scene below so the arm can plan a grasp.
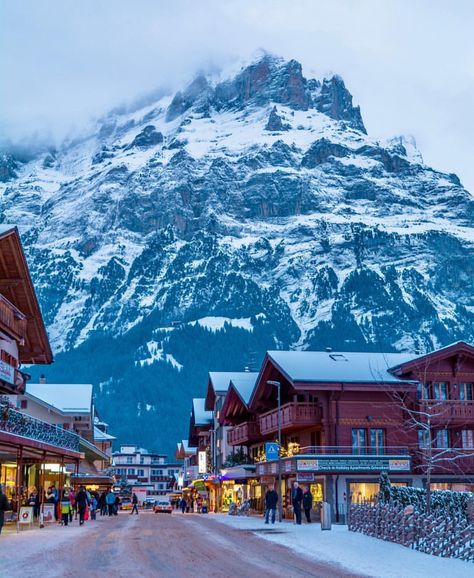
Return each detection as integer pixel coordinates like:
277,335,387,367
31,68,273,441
94,426,116,441
182,439,197,454
192,398,212,425
230,373,259,405
0,224,17,236
26,383,93,414
267,351,417,383
209,372,247,393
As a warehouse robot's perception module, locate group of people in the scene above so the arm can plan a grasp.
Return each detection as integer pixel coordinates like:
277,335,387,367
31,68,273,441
264,481,313,525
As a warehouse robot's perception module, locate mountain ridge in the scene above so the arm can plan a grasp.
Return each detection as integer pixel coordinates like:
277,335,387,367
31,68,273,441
1,54,473,454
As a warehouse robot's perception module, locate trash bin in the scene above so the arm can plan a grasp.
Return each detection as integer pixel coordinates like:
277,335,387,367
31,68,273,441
320,501,332,530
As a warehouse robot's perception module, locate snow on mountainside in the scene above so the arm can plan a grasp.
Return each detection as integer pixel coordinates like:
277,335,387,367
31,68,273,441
1,54,474,453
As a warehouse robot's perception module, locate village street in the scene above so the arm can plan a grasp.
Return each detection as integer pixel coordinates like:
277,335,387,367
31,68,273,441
1,511,473,578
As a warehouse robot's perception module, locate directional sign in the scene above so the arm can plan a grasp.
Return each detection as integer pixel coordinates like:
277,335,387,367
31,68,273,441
265,442,279,462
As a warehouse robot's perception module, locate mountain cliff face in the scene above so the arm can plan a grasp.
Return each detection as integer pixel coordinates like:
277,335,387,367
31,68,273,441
1,55,473,454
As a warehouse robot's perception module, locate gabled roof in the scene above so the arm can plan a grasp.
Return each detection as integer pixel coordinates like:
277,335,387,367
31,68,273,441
267,350,416,384
192,398,213,426
389,341,474,374
205,371,252,410
229,373,259,405
0,226,52,364
26,383,93,414
94,426,116,441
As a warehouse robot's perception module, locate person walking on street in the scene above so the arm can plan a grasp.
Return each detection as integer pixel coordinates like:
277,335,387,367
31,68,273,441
90,495,98,520
302,485,313,523
76,485,89,526
292,481,303,525
179,498,186,513
68,488,76,523
60,490,72,526
106,490,115,516
264,484,278,524
131,493,139,515
0,486,10,535
99,492,107,516
114,494,121,515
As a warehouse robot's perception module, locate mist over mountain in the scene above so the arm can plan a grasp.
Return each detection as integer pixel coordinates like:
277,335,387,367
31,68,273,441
1,54,473,454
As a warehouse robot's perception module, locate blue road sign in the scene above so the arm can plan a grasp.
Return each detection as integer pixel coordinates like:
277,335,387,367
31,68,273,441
265,442,279,462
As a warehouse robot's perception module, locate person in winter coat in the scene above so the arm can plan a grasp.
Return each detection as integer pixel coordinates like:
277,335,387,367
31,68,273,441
0,486,10,535
131,493,139,515
106,490,116,516
68,488,76,523
114,494,121,516
179,498,187,514
292,481,303,525
302,486,313,523
264,485,279,524
98,492,107,516
75,485,89,526
60,490,72,526
28,488,40,518
90,495,98,520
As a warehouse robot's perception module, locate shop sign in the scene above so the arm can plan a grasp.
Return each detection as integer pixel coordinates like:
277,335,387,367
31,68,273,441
42,504,55,523
198,451,207,474
265,442,279,462
256,464,265,475
260,476,275,485
270,462,277,474
0,360,15,385
296,456,411,473
284,460,292,473
297,473,315,482
19,506,33,525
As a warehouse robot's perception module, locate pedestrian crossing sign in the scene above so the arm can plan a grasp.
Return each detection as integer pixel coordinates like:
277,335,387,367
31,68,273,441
265,442,279,461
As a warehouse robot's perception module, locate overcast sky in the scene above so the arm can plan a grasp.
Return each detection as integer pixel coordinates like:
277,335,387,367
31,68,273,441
2,0,474,190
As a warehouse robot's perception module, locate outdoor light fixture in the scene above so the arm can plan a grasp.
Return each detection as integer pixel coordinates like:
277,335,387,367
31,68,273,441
266,380,283,523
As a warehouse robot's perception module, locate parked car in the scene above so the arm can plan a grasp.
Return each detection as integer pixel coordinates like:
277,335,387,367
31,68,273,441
153,500,172,514
143,499,157,510
120,497,132,511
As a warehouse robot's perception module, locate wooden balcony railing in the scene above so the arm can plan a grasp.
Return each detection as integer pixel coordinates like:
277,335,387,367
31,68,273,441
227,421,261,446
259,402,321,436
419,400,474,422
0,294,27,340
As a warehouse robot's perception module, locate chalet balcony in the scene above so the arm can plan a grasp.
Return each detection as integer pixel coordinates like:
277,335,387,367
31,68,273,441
227,421,261,446
259,402,321,436
0,294,27,341
419,400,474,424
0,402,80,452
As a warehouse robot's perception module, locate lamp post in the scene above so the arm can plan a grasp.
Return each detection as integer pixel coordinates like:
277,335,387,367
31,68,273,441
267,380,283,523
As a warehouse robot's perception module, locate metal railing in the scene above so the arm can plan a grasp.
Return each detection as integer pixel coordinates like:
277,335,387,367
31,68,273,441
297,446,410,456
0,402,80,452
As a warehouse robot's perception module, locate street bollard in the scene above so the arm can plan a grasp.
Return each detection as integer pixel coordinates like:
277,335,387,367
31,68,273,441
320,501,332,530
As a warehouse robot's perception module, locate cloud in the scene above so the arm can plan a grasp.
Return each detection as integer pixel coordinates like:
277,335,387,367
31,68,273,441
2,0,474,190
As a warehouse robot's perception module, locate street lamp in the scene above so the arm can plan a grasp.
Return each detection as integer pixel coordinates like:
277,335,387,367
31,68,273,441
267,380,283,523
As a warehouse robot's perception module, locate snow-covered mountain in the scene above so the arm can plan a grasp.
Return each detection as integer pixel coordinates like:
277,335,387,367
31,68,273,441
2,54,474,454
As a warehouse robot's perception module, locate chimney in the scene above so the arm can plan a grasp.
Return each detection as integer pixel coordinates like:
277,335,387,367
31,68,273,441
39,374,46,384
325,347,332,353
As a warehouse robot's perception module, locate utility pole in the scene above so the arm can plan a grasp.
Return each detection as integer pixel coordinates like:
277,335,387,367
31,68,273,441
267,380,283,523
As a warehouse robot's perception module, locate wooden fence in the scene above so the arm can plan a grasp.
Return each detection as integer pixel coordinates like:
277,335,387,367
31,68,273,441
348,500,474,562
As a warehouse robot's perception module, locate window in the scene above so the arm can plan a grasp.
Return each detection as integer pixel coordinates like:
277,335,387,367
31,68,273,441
433,382,448,400
435,429,449,448
352,429,367,454
127,468,135,475
462,430,474,449
418,429,430,449
137,469,145,477
369,429,385,455
151,469,163,476
417,383,430,400
459,383,473,401
126,456,133,464
140,456,144,464
20,399,28,409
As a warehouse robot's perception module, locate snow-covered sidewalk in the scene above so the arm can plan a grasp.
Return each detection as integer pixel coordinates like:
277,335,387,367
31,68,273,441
211,515,473,578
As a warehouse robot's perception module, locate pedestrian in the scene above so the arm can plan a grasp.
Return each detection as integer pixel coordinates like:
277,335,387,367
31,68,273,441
292,481,303,525
114,494,120,515
0,485,10,535
90,495,98,520
68,488,76,523
106,490,115,516
131,493,139,515
60,490,72,526
179,498,186,514
264,484,278,524
76,485,89,526
99,491,107,516
302,485,313,523
28,487,40,519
